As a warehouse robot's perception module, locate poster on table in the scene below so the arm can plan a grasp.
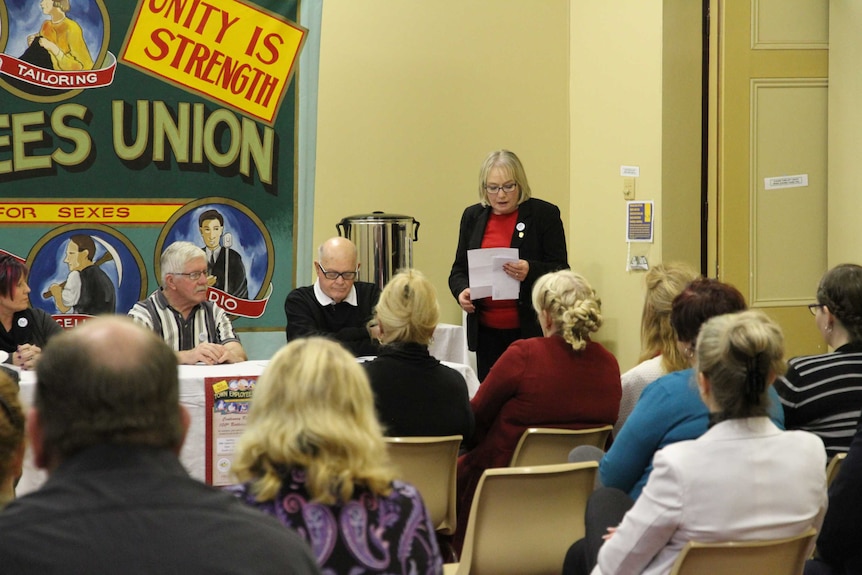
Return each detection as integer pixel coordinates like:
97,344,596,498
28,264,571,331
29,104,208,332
0,0,311,329
205,373,256,486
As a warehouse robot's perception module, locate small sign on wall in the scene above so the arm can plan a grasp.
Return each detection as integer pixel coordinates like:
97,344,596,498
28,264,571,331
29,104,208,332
626,201,654,243
764,174,809,190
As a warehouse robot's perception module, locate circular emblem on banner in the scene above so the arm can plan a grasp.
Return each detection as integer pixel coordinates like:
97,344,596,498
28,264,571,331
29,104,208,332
0,0,111,102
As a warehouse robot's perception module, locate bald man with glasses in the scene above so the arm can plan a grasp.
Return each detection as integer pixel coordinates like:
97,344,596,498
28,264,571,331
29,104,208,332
284,237,381,357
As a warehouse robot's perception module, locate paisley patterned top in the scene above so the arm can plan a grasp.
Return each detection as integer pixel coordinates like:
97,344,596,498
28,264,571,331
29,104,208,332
227,468,443,575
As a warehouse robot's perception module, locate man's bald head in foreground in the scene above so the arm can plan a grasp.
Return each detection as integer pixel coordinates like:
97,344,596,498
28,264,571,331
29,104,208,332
31,316,186,471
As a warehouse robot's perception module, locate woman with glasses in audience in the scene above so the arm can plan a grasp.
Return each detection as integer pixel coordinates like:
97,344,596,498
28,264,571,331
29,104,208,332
565,311,826,575
449,150,569,380
0,254,62,371
364,269,474,439
229,337,443,575
456,270,621,552
0,371,25,509
774,263,862,458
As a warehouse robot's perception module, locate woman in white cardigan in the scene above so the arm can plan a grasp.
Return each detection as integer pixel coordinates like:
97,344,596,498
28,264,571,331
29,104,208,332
566,310,828,575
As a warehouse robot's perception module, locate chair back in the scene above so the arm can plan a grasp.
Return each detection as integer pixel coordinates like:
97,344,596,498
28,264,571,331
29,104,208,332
450,461,598,575
509,426,612,467
385,435,462,535
669,528,817,575
826,452,847,487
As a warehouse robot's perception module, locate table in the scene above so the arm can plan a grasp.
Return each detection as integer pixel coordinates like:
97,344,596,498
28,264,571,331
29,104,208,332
16,357,479,495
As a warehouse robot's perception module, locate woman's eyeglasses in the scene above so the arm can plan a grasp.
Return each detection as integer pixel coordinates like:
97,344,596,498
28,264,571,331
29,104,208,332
807,303,823,316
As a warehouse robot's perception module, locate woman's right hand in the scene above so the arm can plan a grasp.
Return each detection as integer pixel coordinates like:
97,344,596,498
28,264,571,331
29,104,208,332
458,288,475,313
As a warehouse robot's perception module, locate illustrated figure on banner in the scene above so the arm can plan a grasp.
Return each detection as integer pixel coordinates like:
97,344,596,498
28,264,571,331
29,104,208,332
198,209,249,299
46,234,116,315
27,0,94,71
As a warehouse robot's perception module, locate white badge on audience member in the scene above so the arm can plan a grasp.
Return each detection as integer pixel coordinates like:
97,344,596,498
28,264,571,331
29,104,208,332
199,332,207,342
18,317,28,328
516,222,525,231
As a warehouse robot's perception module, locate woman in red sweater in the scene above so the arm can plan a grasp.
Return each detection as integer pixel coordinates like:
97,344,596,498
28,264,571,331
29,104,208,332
454,269,621,550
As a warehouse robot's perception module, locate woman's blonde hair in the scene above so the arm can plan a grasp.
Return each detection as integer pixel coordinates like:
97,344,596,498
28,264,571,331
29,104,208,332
232,337,395,504
531,270,602,351
639,263,699,371
375,269,439,346
477,150,532,207
696,310,786,421
0,372,24,488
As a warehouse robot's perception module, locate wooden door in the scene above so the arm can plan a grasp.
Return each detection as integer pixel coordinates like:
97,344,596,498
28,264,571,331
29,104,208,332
711,0,829,356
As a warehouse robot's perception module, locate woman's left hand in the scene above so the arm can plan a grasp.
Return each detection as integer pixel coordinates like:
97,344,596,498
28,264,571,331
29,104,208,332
14,343,41,371
503,259,529,282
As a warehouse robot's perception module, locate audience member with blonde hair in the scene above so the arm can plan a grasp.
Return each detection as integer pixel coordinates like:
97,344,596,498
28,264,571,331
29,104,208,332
614,263,699,435
0,371,25,509
564,311,826,575
229,337,443,575
364,269,474,438
455,270,621,550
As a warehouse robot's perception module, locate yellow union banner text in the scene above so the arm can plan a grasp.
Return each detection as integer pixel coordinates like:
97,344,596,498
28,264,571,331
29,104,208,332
0,201,186,225
120,0,307,125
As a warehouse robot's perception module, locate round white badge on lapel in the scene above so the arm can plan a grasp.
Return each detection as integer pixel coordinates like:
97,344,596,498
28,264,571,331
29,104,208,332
17,317,28,328
516,222,525,231
199,332,207,342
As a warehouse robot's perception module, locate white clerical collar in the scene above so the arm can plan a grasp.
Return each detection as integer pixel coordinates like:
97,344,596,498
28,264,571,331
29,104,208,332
313,280,358,306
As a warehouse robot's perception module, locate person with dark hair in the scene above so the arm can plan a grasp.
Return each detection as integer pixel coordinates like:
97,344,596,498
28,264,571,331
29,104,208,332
806,417,862,575
198,209,249,299
598,278,784,500
774,263,862,458
0,316,321,574
47,234,116,315
0,371,25,508
0,254,61,370
285,237,381,357
449,150,569,380
565,311,826,575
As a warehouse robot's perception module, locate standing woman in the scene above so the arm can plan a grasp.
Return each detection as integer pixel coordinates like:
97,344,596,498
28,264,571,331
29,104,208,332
775,263,862,457
449,150,569,380
0,254,62,370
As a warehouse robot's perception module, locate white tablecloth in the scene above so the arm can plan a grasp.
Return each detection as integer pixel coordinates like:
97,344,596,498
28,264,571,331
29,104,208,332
16,357,479,495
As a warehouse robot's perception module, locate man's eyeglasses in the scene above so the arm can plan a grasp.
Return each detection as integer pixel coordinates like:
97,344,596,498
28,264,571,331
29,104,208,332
172,270,207,281
317,263,358,281
808,303,824,316
485,182,518,195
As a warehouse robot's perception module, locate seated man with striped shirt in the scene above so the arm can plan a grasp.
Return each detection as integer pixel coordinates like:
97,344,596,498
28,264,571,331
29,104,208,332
129,241,247,365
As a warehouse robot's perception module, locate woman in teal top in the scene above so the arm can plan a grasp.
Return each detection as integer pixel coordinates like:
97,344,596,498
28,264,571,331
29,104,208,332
600,278,785,499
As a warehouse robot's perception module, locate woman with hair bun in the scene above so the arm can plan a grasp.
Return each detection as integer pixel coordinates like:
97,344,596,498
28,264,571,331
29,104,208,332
565,310,826,575
775,263,862,457
455,269,621,550
363,269,474,439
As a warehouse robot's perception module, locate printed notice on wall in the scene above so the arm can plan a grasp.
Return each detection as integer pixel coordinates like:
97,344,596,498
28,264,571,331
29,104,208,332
626,201,654,243
205,375,257,486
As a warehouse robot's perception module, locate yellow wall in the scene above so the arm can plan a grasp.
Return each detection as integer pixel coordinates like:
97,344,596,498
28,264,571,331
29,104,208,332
828,1,862,265
315,1,702,371
314,0,570,332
